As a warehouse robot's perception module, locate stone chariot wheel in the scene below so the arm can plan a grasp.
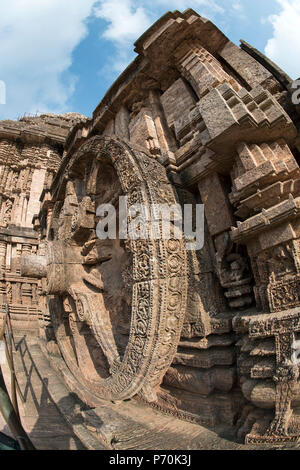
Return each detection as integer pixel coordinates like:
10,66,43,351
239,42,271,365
43,137,188,403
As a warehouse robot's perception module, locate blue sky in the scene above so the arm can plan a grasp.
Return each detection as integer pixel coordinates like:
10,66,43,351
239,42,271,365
0,0,299,120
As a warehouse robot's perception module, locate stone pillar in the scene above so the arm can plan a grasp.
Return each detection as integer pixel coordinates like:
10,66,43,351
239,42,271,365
198,172,253,309
21,196,28,226
46,204,54,237
22,244,32,256
0,241,7,274
0,281,6,308
0,241,6,307
115,105,130,140
230,140,300,312
5,243,11,273
6,170,13,192
0,166,9,192
198,173,234,237
129,104,161,156
17,168,25,192
242,311,300,444
149,89,177,157
15,243,22,274
12,282,21,305
230,139,300,443
174,39,240,99
6,281,12,304
21,283,32,306
14,194,24,226
32,283,38,305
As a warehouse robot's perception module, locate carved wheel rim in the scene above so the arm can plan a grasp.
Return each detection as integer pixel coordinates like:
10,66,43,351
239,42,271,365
47,137,188,401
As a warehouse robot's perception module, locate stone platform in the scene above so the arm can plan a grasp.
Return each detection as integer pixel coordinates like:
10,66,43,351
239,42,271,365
1,333,298,451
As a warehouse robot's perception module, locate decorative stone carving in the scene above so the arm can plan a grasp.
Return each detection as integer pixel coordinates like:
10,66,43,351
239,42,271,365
22,136,189,402
1,199,13,228
0,113,85,330
2,7,300,447
240,311,300,443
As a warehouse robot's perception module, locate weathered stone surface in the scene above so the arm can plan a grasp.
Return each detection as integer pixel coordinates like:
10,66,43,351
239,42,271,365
219,41,274,90
1,7,300,449
0,113,85,330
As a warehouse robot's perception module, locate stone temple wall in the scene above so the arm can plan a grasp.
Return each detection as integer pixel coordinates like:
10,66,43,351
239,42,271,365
0,113,87,329
1,8,300,445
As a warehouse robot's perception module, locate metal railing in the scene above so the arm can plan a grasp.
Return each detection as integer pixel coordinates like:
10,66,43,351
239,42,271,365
0,303,35,450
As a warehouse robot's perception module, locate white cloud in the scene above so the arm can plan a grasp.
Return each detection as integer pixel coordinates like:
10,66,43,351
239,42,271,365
265,0,300,79
94,0,151,44
1,0,296,120
94,0,152,79
95,0,226,79
94,0,226,47
151,0,224,14
0,0,97,119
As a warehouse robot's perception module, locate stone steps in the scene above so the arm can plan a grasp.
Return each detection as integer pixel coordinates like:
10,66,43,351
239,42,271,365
1,334,97,450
